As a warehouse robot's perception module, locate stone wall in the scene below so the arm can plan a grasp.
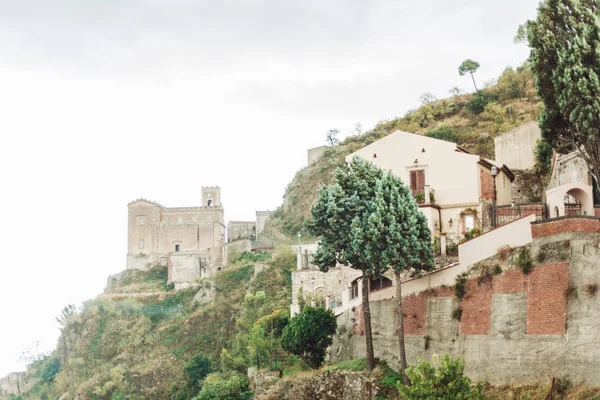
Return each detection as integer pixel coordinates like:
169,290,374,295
227,221,256,243
257,370,382,400
330,229,600,385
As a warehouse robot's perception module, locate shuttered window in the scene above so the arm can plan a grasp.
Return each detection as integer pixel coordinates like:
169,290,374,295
410,170,425,192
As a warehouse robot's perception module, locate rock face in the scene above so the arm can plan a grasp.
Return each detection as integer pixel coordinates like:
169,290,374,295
257,370,382,400
0,371,38,399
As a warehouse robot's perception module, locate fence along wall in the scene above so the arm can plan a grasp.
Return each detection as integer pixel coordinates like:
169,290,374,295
330,220,600,385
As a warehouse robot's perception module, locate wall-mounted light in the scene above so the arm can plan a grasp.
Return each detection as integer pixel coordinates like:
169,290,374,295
373,153,377,158
491,165,498,177
414,158,418,164
448,218,453,227
421,148,426,153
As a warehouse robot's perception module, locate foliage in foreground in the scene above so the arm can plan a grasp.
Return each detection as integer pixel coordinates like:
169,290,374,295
280,306,337,369
191,373,252,400
397,354,484,400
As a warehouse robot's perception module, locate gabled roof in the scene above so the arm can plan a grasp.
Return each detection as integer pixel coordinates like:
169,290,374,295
477,158,515,181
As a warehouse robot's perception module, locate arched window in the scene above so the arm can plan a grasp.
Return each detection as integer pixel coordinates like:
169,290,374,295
207,199,213,207
554,206,559,218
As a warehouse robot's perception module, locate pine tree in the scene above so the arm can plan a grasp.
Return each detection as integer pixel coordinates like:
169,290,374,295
309,156,387,371
358,171,435,384
527,0,600,183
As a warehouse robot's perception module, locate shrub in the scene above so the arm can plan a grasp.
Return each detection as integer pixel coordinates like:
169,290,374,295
454,272,469,300
397,354,484,400
468,91,498,114
496,245,514,261
451,307,463,322
515,247,534,275
425,125,457,143
192,373,252,400
184,354,211,394
40,356,61,383
281,306,337,369
584,283,598,299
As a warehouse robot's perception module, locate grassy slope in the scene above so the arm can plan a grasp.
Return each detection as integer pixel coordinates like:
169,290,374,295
270,63,543,237
18,249,296,400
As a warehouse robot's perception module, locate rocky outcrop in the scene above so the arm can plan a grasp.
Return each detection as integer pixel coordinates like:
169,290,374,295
257,370,382,400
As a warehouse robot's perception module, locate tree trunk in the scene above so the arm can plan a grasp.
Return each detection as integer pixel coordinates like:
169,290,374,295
361,270,375,371
395,270,410,385
470,72,479,92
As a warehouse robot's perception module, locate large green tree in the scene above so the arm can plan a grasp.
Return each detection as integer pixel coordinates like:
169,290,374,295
309,157,388,371
280,306,337,369
527,0,600,185
458,59,481,92
355,171,434,384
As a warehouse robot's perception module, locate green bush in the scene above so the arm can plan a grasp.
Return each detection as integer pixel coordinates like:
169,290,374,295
516,247,534,275
398,355,484,400
425,125,457,143
184,354,211,393
535,139,553,172
192,373,252,400
40,356,61,383
468,91,498,114
281,306,337,369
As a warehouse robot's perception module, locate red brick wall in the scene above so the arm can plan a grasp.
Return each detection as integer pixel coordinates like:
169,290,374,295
531,217,600,238
459,280,492,335
480,169,494,200
402,293,427,335
527,263,569,334
595,207,600,217
352,265,569,337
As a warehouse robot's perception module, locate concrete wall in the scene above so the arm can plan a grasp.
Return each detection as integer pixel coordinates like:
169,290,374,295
255,211,271,235
494,121,541,170
307,145,327,165
330,228,600,386
458,214,535,269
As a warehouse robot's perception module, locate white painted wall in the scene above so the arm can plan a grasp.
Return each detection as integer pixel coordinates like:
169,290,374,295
458,214,536,269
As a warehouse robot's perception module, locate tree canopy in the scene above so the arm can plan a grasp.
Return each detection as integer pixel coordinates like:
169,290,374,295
280,306,337,369
527,0,600,181
458,59,481,92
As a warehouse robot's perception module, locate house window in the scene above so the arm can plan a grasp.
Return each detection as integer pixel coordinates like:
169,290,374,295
137,216,145,226
410,169,425,194
350,281,359,300
138,239,144,249
175,244,180,252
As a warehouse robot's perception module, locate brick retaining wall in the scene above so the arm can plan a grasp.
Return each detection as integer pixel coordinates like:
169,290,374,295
531,216,600,238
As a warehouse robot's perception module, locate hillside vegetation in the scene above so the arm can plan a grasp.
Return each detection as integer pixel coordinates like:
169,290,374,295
15,248,297,400
269,62,543,238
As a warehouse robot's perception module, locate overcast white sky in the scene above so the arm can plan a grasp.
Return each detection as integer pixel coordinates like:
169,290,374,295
0,0,540,376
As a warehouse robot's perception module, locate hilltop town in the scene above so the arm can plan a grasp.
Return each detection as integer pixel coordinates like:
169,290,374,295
3,61,600,400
